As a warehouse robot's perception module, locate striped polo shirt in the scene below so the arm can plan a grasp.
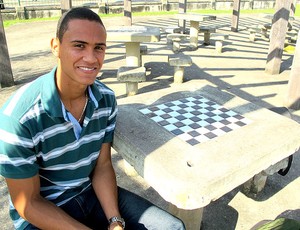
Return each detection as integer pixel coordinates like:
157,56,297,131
0,67,117,229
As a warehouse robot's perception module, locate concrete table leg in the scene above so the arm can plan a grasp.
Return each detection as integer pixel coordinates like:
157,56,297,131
168,203,203,230
173,38,181,53
126,82,138,96
242,157,290,197
125,42,141,67
122,159,138,176
174,66,185,83
249,31,256,42
189,21,199,50
242,172,268,196
215,40,223,53
203,32,211,45
261,28,269,40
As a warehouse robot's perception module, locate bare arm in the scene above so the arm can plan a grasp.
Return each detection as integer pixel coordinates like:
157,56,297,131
92,142,123,230
5,175,90,230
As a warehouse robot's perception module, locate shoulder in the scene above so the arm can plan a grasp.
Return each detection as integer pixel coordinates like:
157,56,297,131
91,80,116,107
0,71,53,121
94,80,115,97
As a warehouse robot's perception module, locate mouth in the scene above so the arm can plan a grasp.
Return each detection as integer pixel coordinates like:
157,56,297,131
78,66,98,72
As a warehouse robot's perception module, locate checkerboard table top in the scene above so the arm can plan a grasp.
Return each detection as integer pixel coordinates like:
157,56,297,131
139,95,252,146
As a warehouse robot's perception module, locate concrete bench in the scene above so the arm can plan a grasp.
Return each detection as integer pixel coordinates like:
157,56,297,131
168,54,192,83
199,25,217,45
164,25,181,34
286,30,299,44
166,33,189,53
211,33,229,53
242,156,292,196
117,66,146,96
247,23,272,42
242,107,294,197
248,23,293,43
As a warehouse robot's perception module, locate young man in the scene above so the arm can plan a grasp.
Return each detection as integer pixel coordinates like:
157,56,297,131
0,7,185,230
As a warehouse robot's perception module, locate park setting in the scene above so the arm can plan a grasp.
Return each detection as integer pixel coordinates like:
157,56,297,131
1,0,300,229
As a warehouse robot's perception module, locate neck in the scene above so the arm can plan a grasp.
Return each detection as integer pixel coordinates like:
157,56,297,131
55,71,89,123
55,69,88,102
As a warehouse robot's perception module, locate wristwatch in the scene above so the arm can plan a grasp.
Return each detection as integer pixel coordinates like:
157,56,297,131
108,216,125,229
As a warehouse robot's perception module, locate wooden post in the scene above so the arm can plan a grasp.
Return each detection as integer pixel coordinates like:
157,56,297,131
61,0,72,14
249,0,254,9
265,0,292,75
124,0,132,26
285,31,300,110
178,0,187,34
211,0,216,10
231,0,241,32
290,0,297,17
0,10,14,87
162,0,169,11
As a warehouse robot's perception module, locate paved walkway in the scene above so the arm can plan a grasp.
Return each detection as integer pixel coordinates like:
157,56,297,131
1,14,300,230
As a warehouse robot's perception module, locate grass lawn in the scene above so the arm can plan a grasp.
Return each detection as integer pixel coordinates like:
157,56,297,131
2,4,300,28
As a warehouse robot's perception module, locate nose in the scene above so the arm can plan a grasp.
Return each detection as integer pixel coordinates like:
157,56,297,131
83,48,97,63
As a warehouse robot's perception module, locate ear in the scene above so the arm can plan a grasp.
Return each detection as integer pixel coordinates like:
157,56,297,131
51,38,60,57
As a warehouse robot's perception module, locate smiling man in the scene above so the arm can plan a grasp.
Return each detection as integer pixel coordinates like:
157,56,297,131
0,7,185,230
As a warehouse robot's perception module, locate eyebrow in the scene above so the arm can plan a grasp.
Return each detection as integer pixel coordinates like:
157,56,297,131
71,40,107,47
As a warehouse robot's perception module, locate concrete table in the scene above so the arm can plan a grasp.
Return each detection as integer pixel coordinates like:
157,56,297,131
106,26,160,67
112,83,300,230
175,13,217,50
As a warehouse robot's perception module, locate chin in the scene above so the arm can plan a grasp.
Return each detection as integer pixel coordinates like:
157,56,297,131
83,77,97,85
78,71,99,82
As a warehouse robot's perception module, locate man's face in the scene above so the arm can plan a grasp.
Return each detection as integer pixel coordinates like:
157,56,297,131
52,19,107,86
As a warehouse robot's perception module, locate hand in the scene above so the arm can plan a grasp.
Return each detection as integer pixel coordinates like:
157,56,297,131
108,222,124,230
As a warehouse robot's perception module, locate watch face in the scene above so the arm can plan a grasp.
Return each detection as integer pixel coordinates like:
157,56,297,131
109,216,125,228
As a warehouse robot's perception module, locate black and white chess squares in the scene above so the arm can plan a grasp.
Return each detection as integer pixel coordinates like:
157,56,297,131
139,95,252,146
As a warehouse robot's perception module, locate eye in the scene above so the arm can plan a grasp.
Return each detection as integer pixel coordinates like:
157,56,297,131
74,43,85,48
95,45,106,51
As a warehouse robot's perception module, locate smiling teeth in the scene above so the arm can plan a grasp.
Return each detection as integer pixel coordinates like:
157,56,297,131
80,67,95,71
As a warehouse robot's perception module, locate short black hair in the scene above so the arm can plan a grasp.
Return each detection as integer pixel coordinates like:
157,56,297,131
56,7,105,42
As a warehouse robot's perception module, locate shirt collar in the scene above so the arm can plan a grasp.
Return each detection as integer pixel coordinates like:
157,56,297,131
41,67,102,118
